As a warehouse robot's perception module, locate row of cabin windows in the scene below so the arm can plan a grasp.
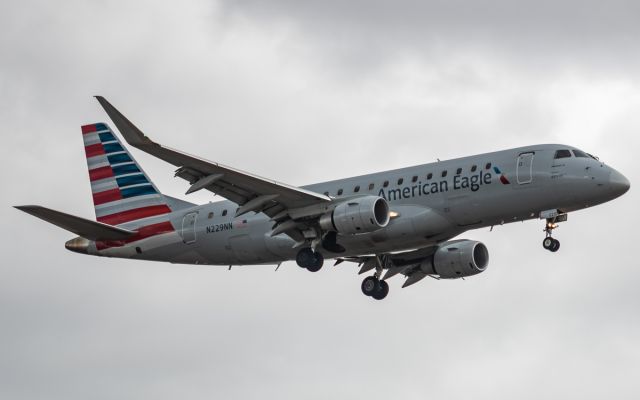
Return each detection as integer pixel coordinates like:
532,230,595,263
324,162,493,197
207,209,229,219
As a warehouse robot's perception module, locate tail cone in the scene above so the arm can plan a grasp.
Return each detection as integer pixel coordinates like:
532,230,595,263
65,237,89,254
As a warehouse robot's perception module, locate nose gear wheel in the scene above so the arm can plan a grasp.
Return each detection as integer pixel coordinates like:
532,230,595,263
542,217,561,252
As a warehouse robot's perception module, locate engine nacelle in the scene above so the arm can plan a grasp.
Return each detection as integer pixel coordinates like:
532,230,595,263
319,196,390,235
420,240,489,279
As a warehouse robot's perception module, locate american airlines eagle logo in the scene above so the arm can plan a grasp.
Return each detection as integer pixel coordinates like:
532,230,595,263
493,166,511,184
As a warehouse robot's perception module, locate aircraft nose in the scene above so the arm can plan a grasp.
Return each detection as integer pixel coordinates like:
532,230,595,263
609,169,630,197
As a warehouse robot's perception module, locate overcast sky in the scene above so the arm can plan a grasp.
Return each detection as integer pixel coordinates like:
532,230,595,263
1,1,639,399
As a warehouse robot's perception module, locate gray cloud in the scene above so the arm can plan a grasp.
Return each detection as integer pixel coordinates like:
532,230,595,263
1,0,639,399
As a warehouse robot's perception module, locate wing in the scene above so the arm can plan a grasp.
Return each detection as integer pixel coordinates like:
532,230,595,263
95,96,331,224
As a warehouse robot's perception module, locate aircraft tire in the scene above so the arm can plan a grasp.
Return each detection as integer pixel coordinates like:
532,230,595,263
361,276,380,297
542,237,554,250
306,252,324,272
296,248,315,268
372,280,389,300
549,239,560,252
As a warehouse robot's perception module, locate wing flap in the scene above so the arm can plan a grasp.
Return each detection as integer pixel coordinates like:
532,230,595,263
15,205,136,241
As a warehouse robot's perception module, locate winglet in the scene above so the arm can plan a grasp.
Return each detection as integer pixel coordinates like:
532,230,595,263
94,96,155,148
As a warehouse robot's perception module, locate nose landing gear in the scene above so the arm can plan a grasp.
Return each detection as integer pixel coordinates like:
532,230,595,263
541,215,564,252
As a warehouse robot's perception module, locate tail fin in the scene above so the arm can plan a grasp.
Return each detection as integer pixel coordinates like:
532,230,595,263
81,123,172,226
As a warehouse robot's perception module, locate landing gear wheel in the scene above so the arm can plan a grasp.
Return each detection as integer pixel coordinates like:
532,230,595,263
296,248,324,271
361,276,380,297
542,237,560,252
296,248,314,268
372,280,389,300
306,251,324,272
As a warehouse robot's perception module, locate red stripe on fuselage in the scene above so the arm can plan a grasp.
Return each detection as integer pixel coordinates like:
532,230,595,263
89,166,114,181
97,204,172,225
96,221,175,250
93,188,123,205
85,143,105,158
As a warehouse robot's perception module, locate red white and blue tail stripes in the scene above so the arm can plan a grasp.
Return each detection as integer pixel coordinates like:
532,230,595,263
82,123,172,226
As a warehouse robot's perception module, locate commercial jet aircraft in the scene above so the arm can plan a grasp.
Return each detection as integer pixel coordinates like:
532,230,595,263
16,97,630,300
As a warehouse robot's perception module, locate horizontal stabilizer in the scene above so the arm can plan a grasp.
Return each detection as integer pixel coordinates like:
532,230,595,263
14,205,136,241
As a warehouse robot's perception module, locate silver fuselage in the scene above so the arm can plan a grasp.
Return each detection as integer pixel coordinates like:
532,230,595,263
82,144,629,265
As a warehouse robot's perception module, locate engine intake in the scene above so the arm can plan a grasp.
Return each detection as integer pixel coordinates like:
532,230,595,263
319,196,390,235
421,240,489,279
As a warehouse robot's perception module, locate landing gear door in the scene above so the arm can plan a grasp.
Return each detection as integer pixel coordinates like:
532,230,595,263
181,212,197,244
517,152,534,184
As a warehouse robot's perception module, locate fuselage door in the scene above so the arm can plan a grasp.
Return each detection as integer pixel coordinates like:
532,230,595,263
182,212,198,244
517,152,535,184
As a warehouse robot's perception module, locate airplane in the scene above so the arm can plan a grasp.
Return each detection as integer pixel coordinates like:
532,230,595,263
15,97,630,300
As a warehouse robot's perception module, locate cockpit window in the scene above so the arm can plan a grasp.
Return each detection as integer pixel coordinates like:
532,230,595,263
554,149,572,159
573,150,589,158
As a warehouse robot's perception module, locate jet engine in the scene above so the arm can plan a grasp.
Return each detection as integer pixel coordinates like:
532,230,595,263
420,240,489,279
319,196,390,235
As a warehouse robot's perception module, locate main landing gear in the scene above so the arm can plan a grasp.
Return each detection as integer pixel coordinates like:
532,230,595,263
296,247,324,272
361,276,389,300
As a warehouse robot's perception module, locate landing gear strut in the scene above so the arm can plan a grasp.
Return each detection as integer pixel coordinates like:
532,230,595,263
296,247,324,272
542,217,561,252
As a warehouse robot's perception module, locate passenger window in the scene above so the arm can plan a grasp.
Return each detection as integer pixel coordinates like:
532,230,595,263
222,209,227,216
337,188,343,195
354,185,360,193
426,173,433,180
208,212,214,219
485,162,492,170
368,183,374,190
441,170,447,178
383,180,389,188
456,168,462,175
573,150,589,158
412,176,418,183
397,178,404,185
471,165,477,172
554,150,572,159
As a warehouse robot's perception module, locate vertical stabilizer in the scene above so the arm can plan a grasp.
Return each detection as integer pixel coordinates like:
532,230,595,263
81,123,172,226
